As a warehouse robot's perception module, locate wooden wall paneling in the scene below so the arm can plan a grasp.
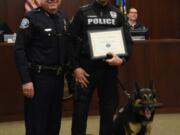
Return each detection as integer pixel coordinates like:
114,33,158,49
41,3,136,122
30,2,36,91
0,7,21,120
1,0,180,38
117,40,180,112
0,0,6,19
0,0,24,32
145,41,180,108
0,45,23,121
117,43,147,107
128,0,180,38
6,0,25,31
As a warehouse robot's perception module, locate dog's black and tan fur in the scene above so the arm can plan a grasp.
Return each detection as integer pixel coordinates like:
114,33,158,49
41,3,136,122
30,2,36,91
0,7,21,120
113,82,162,135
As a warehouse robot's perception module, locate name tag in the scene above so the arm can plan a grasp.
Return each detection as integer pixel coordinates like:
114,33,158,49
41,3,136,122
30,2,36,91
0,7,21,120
88,18,115,25
44,28,52,32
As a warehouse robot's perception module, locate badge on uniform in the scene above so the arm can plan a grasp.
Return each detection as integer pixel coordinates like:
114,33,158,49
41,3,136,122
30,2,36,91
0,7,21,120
110,11,117,19
19,18,30,29
44,28,52,32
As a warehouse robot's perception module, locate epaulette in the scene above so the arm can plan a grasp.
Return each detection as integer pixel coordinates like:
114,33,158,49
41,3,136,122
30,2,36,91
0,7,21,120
57,10,66,17
109,5,122,14
79,4,93,12
26,7,41,17
19,8,41,29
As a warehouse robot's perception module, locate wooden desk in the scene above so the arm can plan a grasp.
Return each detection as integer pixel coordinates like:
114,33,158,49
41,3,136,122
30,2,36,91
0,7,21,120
0,39,180,121
0,42,23,121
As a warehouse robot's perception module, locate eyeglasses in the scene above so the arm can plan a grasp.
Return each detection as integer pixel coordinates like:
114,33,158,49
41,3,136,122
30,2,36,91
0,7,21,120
129,12,138,14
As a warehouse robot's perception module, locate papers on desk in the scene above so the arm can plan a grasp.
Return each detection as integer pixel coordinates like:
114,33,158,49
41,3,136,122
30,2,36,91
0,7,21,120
131,36,146,41
4,34,16,43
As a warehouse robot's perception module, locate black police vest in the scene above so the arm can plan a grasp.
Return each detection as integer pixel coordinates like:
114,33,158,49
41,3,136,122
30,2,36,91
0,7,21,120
79,4,122,57
82,5,120,30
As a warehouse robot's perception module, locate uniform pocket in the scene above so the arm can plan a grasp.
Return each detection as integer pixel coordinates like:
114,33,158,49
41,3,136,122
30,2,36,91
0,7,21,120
33,25,56,48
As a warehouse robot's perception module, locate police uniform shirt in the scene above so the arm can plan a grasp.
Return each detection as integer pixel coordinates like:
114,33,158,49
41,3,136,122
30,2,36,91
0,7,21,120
126,21,146,31
68,1,133,70
14,7,69,84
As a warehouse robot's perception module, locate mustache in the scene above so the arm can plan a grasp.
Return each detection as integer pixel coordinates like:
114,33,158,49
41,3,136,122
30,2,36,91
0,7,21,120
47,0,58,3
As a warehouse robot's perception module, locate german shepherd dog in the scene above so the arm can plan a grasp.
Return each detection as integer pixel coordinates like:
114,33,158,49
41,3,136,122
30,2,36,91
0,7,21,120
113,82,162,135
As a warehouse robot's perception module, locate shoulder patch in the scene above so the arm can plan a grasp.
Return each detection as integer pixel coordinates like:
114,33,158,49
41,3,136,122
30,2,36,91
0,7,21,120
19,18,30,29
109,5,121,14
26,7,41,17
110,11,117,19
80,4,90,8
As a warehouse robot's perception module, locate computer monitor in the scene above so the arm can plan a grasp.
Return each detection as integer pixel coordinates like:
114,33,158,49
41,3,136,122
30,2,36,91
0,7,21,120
177,32,180,38
130,29,149,41
0,33,3,42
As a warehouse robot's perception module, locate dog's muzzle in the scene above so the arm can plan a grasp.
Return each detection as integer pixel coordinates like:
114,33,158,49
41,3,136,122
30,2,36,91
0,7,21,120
134,103,163,110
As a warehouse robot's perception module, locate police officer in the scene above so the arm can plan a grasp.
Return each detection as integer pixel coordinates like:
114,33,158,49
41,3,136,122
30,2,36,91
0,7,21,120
126,8,146,30
68,0,133,135
14,0,69,135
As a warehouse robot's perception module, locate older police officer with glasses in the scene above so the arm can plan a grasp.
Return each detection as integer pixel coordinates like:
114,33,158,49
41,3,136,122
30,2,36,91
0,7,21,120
14,0,69,134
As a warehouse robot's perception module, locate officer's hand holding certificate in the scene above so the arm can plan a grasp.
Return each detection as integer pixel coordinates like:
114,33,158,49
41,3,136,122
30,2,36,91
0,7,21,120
105,53,124,66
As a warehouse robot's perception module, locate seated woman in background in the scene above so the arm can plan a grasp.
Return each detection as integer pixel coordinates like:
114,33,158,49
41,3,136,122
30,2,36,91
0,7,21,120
0,18,12,42
126,8,146,30
126,8,149,40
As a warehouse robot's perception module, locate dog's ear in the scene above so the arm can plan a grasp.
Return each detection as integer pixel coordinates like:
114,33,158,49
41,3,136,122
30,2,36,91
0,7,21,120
135,82,140,91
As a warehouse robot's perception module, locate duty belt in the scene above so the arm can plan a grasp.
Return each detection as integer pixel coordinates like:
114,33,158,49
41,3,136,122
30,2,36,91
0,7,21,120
29,63,63,76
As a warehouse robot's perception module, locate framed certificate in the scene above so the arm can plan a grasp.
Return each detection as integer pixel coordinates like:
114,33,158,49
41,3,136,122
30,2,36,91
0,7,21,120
87,27,127,59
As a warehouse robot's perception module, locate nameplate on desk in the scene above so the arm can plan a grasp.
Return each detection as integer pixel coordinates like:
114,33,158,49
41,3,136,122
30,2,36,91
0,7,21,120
131,36,146,41
130,29,149,41
4,34,16,43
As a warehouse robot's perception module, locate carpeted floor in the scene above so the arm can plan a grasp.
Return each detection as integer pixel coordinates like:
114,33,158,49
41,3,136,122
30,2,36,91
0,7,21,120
0,113,180,135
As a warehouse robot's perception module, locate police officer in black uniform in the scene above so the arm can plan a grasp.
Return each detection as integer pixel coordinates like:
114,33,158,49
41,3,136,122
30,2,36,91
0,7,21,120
68,0,133,135
126,8,146,30
14,0,69,135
